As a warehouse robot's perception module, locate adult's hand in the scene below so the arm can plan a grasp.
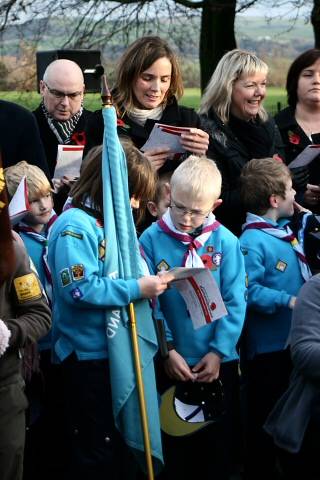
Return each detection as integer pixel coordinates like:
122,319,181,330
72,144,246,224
180,128,209,156
143,147,172,171
304,183,320,206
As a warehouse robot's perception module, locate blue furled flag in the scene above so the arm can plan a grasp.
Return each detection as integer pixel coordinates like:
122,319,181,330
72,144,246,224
101,106,163,473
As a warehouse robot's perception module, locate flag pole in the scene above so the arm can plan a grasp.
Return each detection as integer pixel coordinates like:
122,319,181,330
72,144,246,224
101,76,155,480
129,303,155,480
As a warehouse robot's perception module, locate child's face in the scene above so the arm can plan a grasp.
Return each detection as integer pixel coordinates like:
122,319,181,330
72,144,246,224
275,178,296,219
170,188,214,233
25,193,53,229
147,187,170,219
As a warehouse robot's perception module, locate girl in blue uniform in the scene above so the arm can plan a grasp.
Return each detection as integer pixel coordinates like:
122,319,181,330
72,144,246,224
48,142,173,480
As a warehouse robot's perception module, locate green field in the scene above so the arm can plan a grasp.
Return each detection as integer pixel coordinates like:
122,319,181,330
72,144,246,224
0,87,287,114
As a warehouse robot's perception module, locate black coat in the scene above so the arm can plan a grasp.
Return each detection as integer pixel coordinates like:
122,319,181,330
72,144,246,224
0,100,50,179
275,106,320,198
84,97,203,174
200,109,285,236
33,105,94,178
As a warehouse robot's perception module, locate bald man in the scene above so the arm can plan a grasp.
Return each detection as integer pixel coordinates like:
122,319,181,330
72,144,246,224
33,59,94,178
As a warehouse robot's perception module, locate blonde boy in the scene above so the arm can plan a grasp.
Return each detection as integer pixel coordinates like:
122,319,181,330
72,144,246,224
140,155,246,479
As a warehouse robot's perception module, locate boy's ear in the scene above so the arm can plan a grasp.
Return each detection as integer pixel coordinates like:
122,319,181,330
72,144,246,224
269,194,279,209
212,198,223,211
146,201,158,218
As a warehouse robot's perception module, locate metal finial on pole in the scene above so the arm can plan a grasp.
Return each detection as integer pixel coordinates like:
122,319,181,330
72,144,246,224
101,74,112,108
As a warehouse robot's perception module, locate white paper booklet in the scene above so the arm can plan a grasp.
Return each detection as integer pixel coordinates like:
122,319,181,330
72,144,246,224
288,144,320,169
141,123,191,154
8,176,30,225
169,267,228,329
54,145,84,181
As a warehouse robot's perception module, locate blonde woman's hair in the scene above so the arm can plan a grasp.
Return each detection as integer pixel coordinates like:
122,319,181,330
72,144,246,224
4,161,52,201
199,49,269,123
171,155,221,202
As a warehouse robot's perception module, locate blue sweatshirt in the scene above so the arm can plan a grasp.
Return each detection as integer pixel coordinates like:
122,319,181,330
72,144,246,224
140,222,246,364
239,216,305,359
48,207,141,362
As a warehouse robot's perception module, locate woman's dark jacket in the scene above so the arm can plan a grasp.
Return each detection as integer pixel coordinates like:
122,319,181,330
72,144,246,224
200,108,285,236
275,106,320,198
84,97,202,173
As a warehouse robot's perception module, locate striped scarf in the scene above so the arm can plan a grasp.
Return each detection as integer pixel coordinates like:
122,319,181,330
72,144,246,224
242,213,312,281
158,210,221,267
42,102,83,144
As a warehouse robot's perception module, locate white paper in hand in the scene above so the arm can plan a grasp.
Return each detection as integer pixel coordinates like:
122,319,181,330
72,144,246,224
8,176,30,225
141,123,191,154
172,268,228,329
54,145,84,181
288,144,320,169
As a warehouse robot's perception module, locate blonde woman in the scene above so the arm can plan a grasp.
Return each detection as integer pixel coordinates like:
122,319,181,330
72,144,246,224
200,49,284,235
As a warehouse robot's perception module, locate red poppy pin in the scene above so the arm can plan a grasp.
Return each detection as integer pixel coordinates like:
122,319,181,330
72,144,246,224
71,131,87,146
117,118,130,129
288,130,300,145
201,254,214,270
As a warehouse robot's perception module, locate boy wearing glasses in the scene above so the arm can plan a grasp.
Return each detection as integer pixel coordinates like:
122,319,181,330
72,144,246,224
140,155,246,480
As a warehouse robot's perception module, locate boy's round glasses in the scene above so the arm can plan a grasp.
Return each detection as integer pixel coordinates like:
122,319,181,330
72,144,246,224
44,82,83,100
170,202,211,220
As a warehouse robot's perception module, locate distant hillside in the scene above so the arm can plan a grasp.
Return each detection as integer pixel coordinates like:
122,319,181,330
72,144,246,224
0,14,314,59
0,13,315,89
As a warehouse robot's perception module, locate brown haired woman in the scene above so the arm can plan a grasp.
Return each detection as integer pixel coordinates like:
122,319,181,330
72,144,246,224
275,49,320,210
85,36,209,172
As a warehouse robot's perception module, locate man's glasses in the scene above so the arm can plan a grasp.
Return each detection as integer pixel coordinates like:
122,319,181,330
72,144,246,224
44,82,83,100
170,201,211,220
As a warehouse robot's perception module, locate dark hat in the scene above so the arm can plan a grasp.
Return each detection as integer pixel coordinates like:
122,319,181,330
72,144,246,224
160,379,225,437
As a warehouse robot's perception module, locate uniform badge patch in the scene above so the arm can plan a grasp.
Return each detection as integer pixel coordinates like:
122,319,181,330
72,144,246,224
71,264,85,281
156,259,170,272
212,252,222,267
201,254,215,270
70,287,83,301
276,260,287,272
206,246,214,253
99,239,106,261
61,230,83,240
241,247,248,256
60,268,72,287
14,273,42,303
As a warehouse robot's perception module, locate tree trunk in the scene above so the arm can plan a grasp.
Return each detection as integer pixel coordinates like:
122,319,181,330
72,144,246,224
311,0,320,48
199,0,237,91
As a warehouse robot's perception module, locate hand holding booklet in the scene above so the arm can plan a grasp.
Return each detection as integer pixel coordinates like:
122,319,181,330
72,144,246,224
141,123,191,154
168,267,228,329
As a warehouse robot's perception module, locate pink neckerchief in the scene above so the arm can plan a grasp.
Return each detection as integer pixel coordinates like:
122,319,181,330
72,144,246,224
242,212,312,282
158,210,220,267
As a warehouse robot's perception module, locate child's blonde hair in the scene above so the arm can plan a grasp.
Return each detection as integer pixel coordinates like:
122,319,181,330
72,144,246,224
170,155,221,201
4,161,52,201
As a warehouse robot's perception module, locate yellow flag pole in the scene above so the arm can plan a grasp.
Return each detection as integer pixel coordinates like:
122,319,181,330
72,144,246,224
101,76,155,480
129,302,155,480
